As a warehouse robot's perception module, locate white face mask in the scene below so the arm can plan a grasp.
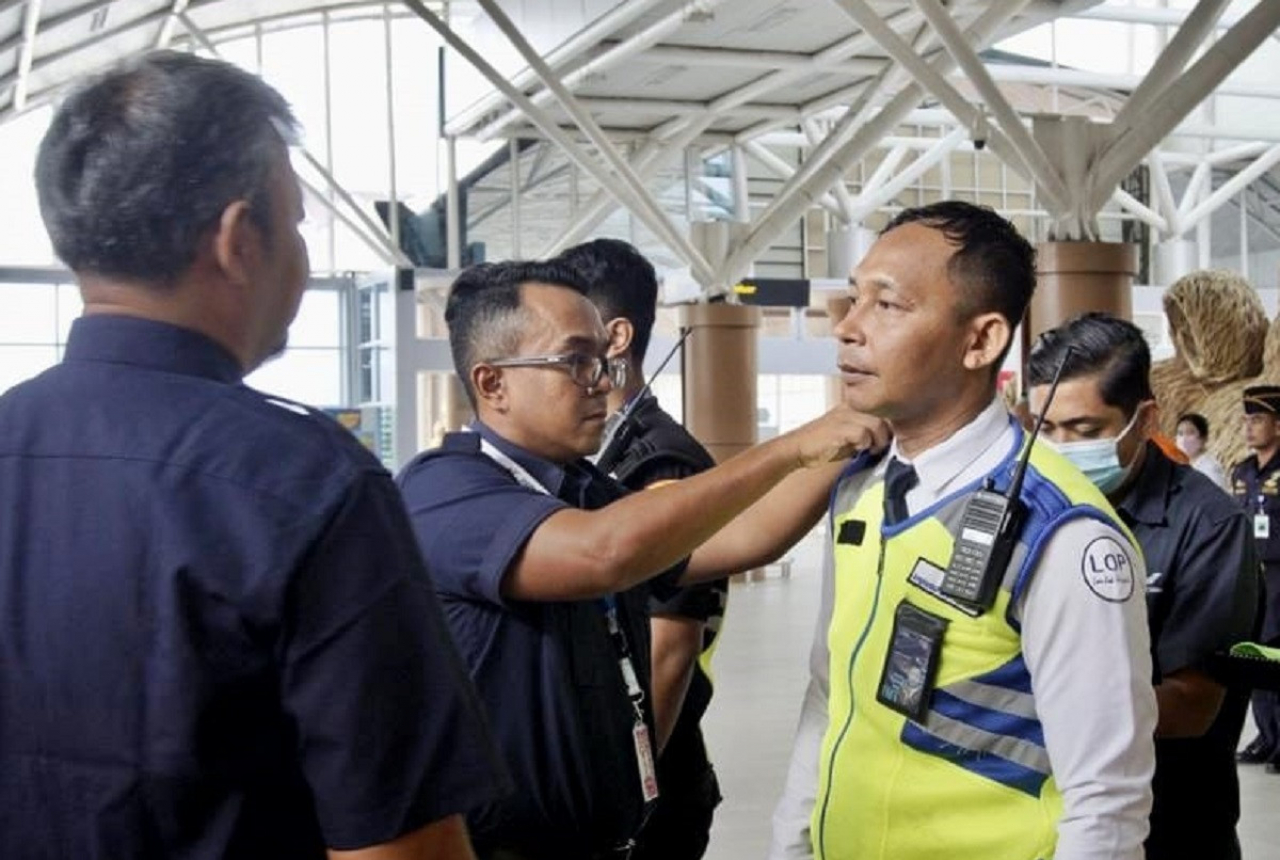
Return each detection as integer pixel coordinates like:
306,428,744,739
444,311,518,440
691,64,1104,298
1175,430,1204,458
1047,409,1142,494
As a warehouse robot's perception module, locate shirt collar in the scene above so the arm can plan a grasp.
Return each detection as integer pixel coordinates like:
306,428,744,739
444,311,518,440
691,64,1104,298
884,397,1014,495
472,420,572,497
1117,441,1175,526
63,315,243,384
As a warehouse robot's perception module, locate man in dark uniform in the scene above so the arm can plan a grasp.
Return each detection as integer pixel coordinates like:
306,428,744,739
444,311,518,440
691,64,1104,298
1,52,506,858
1232,384,1280,768
558,239,723,860
1029,313,1258,860
397,260,887,860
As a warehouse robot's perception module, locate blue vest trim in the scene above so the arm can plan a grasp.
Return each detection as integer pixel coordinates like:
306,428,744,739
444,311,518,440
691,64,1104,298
930,690,1046,748
901,722,1050,798
970,654,1033,694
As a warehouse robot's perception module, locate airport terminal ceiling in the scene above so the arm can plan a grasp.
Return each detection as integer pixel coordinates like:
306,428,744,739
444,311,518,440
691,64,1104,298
4,1,1280,279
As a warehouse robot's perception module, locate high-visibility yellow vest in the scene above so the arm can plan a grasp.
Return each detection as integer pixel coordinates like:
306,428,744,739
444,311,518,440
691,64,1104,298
813,434,1134,860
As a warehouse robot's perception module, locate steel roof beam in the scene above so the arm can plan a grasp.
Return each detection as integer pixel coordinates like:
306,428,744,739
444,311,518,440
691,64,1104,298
470,0,732,143
913,0,1070,212
155,0,192,49
1107,0,1231,140
742,140,845,220
1093,0,1280,202
717,1,1028,288
835,0,1066,214
442,0,669,137
409,0,714,284
13,0,43,112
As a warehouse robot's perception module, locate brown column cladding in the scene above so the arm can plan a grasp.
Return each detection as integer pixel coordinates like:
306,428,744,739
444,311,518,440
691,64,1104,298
678,303,761,464
1029,241,1139,339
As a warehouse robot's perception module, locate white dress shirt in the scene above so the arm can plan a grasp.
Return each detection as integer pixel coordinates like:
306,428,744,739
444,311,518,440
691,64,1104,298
769,398,1157,860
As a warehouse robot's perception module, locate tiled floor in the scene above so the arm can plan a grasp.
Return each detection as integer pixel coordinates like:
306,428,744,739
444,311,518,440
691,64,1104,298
700,531,1280,859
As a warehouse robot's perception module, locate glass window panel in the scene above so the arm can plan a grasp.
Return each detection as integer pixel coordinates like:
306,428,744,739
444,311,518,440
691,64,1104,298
0,107,58,266
245,348,343,408
0,284,59,343
0,345,58,395
288,289,342,348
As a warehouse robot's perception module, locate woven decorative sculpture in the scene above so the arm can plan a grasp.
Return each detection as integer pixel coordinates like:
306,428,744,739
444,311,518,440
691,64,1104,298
1151,269,1277,471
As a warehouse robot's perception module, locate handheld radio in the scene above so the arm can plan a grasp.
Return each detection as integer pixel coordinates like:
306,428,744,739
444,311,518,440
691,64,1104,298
939,348,1073,612
594,328,692,475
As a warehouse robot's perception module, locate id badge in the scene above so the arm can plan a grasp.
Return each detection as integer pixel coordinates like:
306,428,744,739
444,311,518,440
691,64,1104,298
876,601,948,723
633,721,660,802
1256,514,1271,540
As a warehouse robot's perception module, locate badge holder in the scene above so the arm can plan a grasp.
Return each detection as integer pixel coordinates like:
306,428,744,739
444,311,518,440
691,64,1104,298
604,601,660,804
876,601,948,722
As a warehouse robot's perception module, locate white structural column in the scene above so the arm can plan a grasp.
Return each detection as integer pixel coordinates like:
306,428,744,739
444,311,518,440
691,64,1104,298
406,0,715,285
13,0,42,111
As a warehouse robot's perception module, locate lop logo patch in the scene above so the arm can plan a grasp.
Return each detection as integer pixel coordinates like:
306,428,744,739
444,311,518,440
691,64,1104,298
1081,536,1134,602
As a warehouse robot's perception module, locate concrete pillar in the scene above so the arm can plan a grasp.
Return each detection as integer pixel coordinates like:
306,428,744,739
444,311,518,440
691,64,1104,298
826,225,879,280
1029,241,1139,340
1153,238,1198,288
678,303,761,464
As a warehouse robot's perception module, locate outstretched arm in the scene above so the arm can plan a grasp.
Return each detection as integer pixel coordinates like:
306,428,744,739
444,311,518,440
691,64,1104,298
501,406,888,601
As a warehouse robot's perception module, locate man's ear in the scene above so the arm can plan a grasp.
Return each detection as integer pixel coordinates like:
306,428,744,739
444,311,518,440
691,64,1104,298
472,364,506,411
606,317,634,360
962,312,1011,372
211,199,261,287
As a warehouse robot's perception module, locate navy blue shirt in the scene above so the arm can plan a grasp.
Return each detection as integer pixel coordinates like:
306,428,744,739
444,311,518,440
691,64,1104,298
0,316,504,858
1118,444,1259,860
398,423,682,860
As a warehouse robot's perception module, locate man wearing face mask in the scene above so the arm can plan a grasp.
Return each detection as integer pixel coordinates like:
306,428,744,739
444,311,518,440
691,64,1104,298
1230,385,1280,770
1029,312,1259,860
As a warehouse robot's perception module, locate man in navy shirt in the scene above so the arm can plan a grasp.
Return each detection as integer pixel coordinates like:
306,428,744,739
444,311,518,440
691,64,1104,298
1231,384,1280,769
1029,313,1259,860
0,52,504,859
398,260,888,860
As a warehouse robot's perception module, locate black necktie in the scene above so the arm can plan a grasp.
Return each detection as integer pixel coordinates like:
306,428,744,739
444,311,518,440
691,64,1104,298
883,458,919,526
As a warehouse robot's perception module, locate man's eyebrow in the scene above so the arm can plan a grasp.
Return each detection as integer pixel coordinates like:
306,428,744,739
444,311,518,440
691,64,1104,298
1046,416,1104,429
554,334,604,352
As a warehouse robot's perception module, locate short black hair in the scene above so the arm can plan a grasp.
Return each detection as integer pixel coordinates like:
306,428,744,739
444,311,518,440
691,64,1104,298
1028,312,1153,418
556,238,658,363
445,260,589,406
1177,412,1210,440
35,51,297,286
883,201,1037,336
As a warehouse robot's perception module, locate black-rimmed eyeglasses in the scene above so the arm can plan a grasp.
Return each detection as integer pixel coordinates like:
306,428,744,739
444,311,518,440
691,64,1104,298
487,353,628,391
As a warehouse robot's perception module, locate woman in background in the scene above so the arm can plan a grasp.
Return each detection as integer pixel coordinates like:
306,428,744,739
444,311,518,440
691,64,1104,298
1176,412,1229,490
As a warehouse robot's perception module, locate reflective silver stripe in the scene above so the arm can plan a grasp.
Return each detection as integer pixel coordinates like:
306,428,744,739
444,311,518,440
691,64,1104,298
920,709,1051,775
943,679,1039,721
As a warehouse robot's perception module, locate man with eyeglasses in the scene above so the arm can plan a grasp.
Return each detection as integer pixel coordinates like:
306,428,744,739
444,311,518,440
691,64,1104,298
397,260,889,860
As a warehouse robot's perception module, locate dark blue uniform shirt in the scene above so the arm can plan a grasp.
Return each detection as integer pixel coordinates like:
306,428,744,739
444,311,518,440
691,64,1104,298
0,316,504,858
1118,443,1259,860
397,423,683,860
